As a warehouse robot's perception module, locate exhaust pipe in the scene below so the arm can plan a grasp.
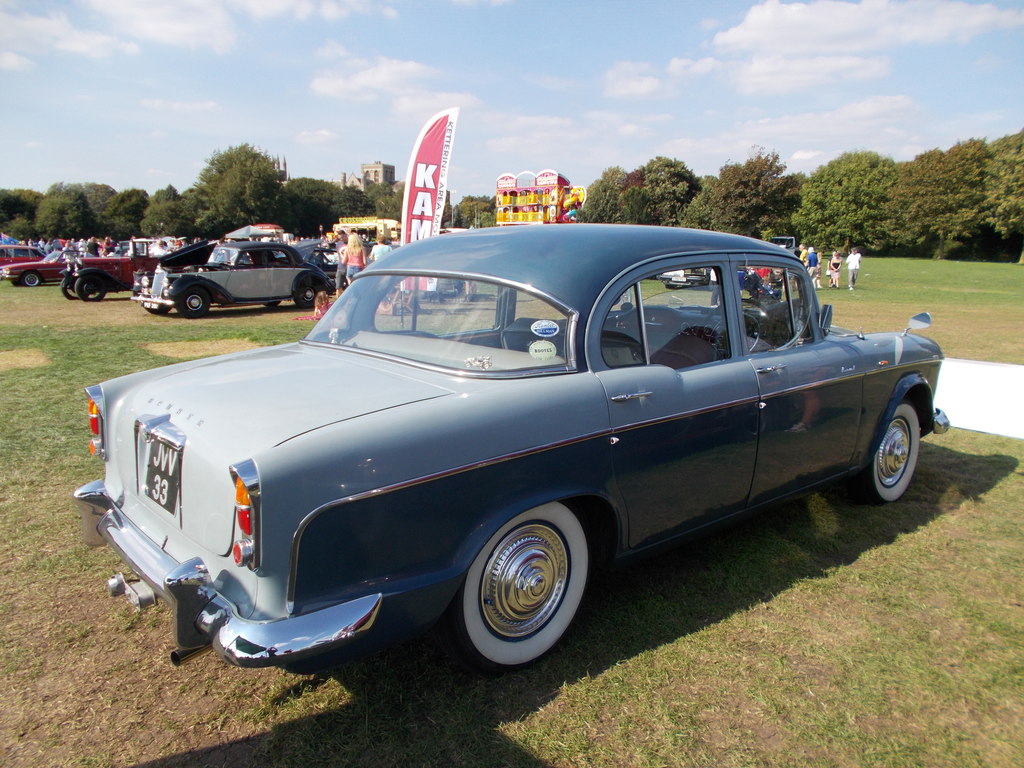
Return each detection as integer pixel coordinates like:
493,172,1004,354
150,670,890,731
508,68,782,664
170,645,212,666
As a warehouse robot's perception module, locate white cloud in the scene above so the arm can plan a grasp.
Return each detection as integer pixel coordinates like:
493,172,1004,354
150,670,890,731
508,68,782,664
310,54,480,118
314,40,350,60
604,61,663,98
604,57,720,100
0,7,139,58
311,57,436,101
83,0,237,53
0,51,34,70
667,57,719,77
661,94,925,174
141,99,218,113
390,90,481,117
733,54,890,94
295,128,338,144
713,0,1024,54
81,0,394,53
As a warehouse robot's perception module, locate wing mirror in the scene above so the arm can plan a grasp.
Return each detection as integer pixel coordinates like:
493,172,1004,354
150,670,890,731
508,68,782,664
819,304,833,335
904,312,932,335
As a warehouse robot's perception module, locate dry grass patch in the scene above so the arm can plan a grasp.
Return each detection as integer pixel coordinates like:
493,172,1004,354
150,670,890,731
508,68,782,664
0,348,49,371
143,339,262,359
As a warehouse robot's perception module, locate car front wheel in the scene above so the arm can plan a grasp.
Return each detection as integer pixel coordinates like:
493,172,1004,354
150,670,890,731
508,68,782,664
851,401,921,504
20,271,42,287
175,287,211,319
439,502,589,673
292,281,316,309
75,276,107,301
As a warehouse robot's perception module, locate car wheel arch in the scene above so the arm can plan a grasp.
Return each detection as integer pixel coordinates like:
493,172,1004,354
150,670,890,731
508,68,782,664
875,373,936,442
441,493,620,583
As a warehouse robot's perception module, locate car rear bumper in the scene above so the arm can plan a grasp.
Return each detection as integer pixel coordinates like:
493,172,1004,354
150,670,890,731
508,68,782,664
74,480,382,668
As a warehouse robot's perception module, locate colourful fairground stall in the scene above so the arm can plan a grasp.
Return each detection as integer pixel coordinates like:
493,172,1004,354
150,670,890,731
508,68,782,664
495,169,586,225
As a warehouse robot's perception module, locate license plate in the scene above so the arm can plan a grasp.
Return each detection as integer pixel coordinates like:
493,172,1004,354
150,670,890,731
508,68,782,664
141,435,182,515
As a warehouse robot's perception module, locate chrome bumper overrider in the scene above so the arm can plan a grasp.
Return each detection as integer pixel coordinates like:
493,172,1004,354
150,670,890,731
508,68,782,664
130,295,174,306
932,408,950,435
74,480,382,668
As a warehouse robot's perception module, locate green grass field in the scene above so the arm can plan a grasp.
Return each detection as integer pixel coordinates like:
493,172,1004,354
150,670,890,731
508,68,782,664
0,257,1021,767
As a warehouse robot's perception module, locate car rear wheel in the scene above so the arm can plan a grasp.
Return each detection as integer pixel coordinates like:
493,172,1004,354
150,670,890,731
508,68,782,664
19,271,42,287
75,276,107,301
61,281,77,300
175,287,211,319
438,502,589,673
851,401,920,504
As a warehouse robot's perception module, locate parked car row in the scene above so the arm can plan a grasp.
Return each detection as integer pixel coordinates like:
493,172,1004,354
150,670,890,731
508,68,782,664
75,224,948,676
2,239,336,317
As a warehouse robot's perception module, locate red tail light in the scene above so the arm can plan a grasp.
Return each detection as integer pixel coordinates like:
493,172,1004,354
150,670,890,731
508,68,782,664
235,477,253,536
230,461,260,569
85,385,105,459
88,399,100,435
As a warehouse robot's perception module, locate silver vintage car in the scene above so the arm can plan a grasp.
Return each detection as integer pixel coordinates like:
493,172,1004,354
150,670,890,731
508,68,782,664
133,240,333,317
76,225,948,674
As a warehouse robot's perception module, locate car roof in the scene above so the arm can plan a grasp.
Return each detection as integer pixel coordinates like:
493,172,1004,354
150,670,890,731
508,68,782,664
218,240,296,250
368,224,792,311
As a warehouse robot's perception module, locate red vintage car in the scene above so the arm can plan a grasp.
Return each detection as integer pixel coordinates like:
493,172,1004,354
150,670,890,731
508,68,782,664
0,250,70,286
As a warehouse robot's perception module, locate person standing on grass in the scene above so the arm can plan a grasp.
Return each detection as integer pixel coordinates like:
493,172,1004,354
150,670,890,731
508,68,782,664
828,251,843,288
806,246,821,289
341,233,367,286
846,247,863,290
370,237,393,262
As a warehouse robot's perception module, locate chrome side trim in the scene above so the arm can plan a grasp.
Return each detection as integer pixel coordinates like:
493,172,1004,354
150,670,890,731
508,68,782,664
288,428,612,606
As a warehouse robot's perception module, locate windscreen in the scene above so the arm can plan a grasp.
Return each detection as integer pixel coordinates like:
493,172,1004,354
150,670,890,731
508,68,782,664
305,273,574,374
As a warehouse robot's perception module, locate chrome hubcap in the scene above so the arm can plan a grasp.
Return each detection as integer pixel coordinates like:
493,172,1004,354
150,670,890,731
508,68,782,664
480,523,567,638
877,417,911,487
186,295,203,310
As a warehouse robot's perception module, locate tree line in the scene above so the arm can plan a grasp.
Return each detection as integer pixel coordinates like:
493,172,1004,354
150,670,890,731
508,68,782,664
581,131,1022,262
2,133,1021,261
0,145,405,244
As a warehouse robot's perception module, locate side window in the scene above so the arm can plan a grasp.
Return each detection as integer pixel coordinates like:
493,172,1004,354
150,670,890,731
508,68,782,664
643,267,729,368
262,250,289,267
601,285,644,367
740,266,813,353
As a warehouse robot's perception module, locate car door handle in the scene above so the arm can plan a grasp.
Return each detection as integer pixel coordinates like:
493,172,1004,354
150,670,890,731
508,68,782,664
610,391,653,402
756,364,787,374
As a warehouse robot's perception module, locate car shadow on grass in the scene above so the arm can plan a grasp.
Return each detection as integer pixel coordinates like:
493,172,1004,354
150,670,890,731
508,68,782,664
136,440,1017,768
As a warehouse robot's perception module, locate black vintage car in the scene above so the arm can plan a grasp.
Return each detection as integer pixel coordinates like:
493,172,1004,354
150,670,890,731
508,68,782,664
133,241,333,318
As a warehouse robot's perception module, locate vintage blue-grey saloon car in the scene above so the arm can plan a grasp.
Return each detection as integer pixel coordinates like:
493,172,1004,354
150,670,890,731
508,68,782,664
75,225,948,674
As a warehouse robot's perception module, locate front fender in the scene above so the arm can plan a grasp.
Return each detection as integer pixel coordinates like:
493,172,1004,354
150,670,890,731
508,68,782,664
74,267,131,291
167,274,232,304
291,269,332,294
869,372,937,451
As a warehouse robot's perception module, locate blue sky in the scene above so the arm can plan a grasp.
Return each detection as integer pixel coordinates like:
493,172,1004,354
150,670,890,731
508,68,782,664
1,0,1022,201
